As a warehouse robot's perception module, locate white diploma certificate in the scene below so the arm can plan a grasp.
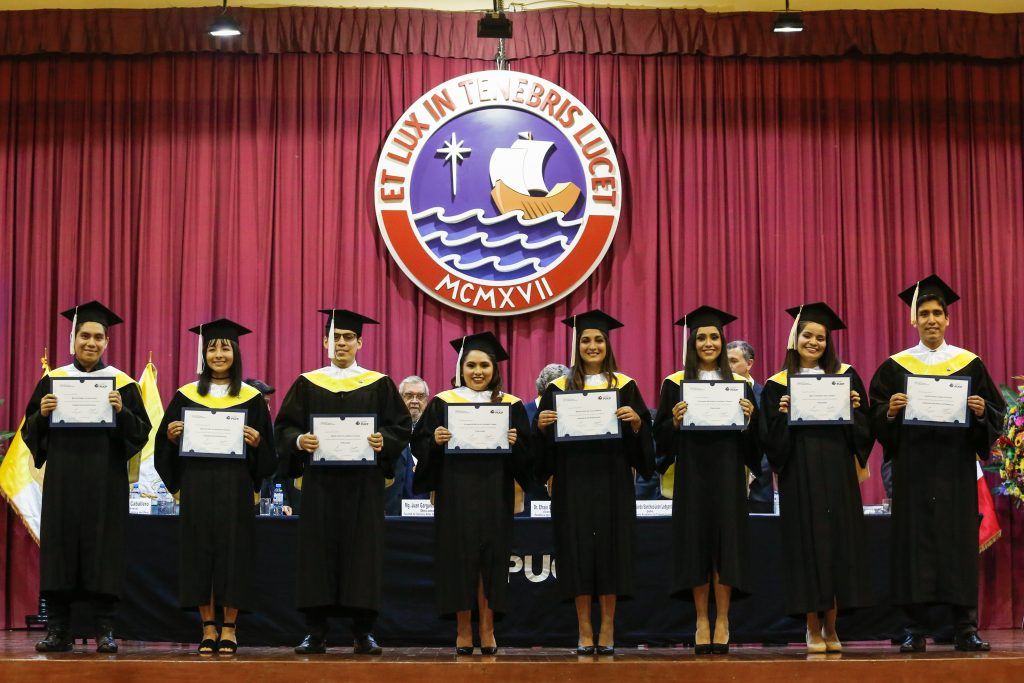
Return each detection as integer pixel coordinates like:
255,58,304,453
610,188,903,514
680,380,746,431
904,375,971,428
49,377,116,428
554,390,621,442
788,375,853,426
311,414,378,465
445,404,510,454
180,408,247,459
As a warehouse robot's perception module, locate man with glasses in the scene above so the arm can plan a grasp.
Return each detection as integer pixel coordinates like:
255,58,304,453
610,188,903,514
386,376,431,515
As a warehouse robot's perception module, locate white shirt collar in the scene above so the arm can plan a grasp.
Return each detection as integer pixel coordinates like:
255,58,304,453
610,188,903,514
316,363,365,379
697,369,723,380
796,366,825,375
57,363,121,378
905,340,963,365
452,386,494,402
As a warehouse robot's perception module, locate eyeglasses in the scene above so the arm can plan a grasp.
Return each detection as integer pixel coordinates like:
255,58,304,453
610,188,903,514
332,333,358,343
402,392,427,401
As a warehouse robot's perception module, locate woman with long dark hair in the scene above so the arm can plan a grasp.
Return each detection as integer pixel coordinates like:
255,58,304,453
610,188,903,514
653,306,759,655
760,303,874,653
155,319,277,655
412,332,533,655
534,310,654,655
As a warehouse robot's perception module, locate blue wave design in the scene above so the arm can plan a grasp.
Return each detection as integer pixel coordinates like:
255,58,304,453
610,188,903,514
412,207,582,282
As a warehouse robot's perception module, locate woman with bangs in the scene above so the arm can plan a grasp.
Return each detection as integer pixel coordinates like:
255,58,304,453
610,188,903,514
412,332,533,655
653,306,759,655
760,303,874,653
534,310,654,656
155,318,277,655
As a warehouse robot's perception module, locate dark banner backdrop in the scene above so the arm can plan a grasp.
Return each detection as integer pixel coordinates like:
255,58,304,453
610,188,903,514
1,8,1022,631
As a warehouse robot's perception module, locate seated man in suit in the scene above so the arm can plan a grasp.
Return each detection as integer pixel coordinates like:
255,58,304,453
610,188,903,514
385,375,430,516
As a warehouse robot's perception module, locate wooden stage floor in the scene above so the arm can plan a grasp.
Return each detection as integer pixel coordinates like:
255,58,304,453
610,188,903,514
2,629,1023,682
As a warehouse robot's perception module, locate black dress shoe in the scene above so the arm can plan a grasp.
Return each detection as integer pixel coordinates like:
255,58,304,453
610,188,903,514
694,644,713,655
899,634,927,653
711,643,730,655
35,628,72,653
96,628,118,654
456,646,474,655
480,646,498,655
954,632,990,652
294,634,327,655
354,633,382,655
575,645,596,655
596,645,615,656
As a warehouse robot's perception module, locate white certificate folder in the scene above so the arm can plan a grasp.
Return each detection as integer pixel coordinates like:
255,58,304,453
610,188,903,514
179,407,247,459
554,389,621,442
310,414,378,465
904,375,972,428
788,374,853,426
679,380,746,431
49,376,117,428
445,403,511,454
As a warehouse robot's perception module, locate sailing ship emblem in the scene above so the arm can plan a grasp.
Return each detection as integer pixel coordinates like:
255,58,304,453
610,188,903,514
489,132,581,220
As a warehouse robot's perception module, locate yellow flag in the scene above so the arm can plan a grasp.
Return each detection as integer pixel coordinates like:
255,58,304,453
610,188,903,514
133,360,165,495
0,355,51,543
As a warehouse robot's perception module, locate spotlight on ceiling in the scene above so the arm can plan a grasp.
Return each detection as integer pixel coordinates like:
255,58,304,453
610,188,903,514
773,0,804,33
208,0,243,38
478,1,513,40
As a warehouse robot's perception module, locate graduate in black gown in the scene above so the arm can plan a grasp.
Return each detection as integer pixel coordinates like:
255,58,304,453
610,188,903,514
154,319,277,654
868,275,1005,653
534,310,654,655
759,303,874,653
411,332,533,655
274,309,411,655
22,301,152,654
653,306,759,655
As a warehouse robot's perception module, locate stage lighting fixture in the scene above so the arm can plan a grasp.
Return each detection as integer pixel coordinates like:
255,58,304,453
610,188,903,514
773,0,804,33
478,1,513,40
208,0,243,37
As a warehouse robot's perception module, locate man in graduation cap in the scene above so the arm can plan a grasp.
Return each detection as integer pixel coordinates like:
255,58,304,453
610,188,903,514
274,310,411,655
21,301,153,653
869,275,1005,652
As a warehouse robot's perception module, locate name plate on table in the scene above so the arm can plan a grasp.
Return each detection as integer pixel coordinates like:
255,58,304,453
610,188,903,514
680,380,746,431
904,375,971,428
180,408,247,459
788,374,853,426
530,500,552,518
49,377,116,428
311,414,377,465
636,500,673,517
554,390,621,442
401,499,435,517
129,497,153,515
445,404,510,454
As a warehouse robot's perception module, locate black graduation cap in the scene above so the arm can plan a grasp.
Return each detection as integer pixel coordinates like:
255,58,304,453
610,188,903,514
244,378,275,395
319,309,379,336
188,318,252,344
61,300,124,354
784,302,845,350
450,332,509,388
673,305,737,335
898,274,960,325
561,309,623,366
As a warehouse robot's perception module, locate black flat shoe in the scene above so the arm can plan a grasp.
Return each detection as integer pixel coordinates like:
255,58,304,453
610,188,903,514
575,645,596,655
954,632,990,652
711,643,730,655
35,627,72,653
694,644,713,655
456,645,474,655
899,634,926,653
596,645,615,656
198,621,218,655
96,628,118,654
217,622,238,655
354,633,382,655
481,646,498,655
294,633,327,655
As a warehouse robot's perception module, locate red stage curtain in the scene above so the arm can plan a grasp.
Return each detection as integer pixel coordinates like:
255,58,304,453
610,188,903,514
0,8,1022,59
1,11,1022,631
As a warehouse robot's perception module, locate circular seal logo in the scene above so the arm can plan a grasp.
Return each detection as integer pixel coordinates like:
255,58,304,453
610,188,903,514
375,70,621,316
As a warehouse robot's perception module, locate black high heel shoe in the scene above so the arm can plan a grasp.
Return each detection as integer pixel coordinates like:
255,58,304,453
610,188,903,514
456,645,474,655
596,644,615,656
711,642,730,655
481,646,498,655
694,644,713,655
198,621,218,655
217,622,238,655
576,644,596,655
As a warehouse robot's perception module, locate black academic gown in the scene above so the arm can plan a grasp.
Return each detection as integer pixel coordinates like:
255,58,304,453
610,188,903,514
21,360,152,599
274,367,411,615
534,373,654,601
153,382,277,611
411,390,533,618
653,372,760,600
869,346,1005,608
761,365,874,615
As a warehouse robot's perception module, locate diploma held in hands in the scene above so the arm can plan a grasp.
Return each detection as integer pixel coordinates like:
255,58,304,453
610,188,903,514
904,375,971,428
445,404,510,454
311,414,378,465
50,377,116,428
788,375,853,425
554,390,621,442
680,381,746,431
180,408,247,459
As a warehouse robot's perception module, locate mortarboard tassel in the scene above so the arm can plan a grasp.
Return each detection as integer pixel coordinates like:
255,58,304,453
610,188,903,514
909,281,920,326
328,311,335,362
787,304,804,351
195,324,204,374
681,315,688,370
454,336,466,388
68,306,78,355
